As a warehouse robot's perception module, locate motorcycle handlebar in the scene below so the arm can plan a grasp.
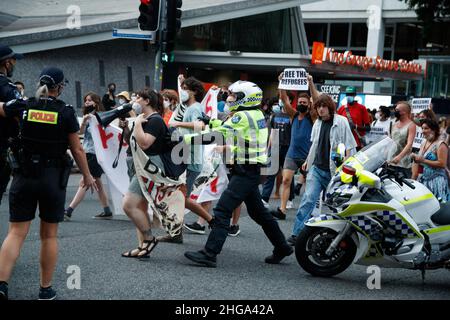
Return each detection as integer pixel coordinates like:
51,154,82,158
379,166,415,189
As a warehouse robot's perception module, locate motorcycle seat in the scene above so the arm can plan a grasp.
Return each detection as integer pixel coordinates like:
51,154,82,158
431,202,450,226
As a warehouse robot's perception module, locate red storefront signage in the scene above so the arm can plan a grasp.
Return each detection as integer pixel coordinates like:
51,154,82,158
311,41,324,65
311,42,423,75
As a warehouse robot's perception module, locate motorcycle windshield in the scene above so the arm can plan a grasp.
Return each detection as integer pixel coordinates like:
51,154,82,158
343,137,397,173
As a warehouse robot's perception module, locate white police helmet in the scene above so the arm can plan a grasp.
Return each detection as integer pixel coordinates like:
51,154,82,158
228,80,263,112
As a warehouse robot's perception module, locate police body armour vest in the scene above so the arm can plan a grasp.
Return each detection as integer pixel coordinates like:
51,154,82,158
20,97,69,158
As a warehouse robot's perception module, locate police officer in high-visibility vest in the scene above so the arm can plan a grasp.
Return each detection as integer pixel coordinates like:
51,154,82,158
0,67,96,300
184,80,293,268
0,45,24,205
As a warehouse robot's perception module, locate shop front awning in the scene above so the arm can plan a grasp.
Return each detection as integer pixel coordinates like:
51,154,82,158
174,50,425,81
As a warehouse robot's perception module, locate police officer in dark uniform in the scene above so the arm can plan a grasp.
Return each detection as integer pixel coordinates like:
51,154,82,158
0,67,96,300
0,45,24,205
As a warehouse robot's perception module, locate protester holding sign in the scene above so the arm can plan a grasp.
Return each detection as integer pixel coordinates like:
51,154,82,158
367,106,392,145
272,73,318,220
64,92,112,221
389,101,416,178
337,86,371,150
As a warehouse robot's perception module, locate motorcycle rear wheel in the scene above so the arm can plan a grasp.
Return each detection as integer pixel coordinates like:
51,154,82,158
295,226,357,277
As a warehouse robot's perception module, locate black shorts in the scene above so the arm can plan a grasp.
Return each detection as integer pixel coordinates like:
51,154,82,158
86,153,104,178
9,168,66,223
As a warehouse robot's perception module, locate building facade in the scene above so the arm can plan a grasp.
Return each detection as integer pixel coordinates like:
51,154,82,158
301,0,450,97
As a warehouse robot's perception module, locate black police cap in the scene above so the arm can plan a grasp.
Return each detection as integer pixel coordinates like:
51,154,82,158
0,44,24,62
39,67,68,88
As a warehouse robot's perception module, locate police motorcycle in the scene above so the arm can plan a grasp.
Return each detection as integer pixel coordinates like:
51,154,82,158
295,137,450,277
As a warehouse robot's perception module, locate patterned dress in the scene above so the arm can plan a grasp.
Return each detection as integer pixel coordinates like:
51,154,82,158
419,141,449,202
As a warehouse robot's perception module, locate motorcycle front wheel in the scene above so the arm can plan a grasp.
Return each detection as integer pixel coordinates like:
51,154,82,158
295,226,357,277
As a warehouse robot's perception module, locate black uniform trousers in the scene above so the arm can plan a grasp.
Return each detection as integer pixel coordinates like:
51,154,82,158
204,165,292,256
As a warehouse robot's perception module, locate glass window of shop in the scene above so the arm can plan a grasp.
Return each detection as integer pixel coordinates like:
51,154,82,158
425,63,450,98
350,23,368,48
176,9,293,53
305,23,328,47
305,22,368,53
393,23,424,61
329,23,349,47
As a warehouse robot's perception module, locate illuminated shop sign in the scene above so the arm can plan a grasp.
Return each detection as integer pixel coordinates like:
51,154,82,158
311,42,424,75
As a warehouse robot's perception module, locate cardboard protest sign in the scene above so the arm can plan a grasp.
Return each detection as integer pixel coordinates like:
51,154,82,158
278,68,308,91
411,98,431,115
318,84,340,103
411,98,431,149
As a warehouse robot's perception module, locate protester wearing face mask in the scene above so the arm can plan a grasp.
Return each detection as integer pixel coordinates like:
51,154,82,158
64,92,112,221
367,106,393,144
14,81,27,100
389,101,416,178
411,119,449,201
271,73,319,221
161,89,179,125
117,91,131,106
162,76,206,243
217,85,230,113
102,83,116,111
337,86,371,151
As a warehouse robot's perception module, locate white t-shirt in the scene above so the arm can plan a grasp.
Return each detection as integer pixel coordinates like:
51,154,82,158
367,119,393,144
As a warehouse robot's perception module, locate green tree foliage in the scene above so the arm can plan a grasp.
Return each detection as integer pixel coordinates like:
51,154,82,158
402,0,450,36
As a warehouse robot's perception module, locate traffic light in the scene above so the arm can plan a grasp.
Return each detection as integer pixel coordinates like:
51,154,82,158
166,0,182,34
162,0,182,64
138,0,160,31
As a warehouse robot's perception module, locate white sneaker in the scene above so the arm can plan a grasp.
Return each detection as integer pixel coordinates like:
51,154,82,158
286,201,293,209
262,199,269,208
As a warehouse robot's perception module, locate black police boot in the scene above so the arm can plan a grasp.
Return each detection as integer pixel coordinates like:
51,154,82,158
0,281,8,300
265,247,293,264
271,208,286,220
184,249,217,268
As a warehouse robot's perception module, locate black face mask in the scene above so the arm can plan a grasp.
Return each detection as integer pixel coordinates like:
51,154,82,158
394,111,401,119
220,92,229,102
109,87,115,94
85,105,95,113
297,104,308,113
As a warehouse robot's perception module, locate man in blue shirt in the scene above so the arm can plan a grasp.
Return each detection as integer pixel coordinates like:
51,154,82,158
272,74,319,220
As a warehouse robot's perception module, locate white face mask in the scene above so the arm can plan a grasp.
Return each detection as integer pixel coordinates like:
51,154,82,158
272,104,281,114
119,98,126,105
375,112,381,120
132,102,142,115
163,100,171,109
180,89,189,103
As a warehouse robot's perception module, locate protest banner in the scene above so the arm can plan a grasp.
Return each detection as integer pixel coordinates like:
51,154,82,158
278,68,308,91
411,98,431,149
89,117,129,216
318,84,340,103
411,98,432,115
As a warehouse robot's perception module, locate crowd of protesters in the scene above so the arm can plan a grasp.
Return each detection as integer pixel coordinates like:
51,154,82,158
1,47,450,298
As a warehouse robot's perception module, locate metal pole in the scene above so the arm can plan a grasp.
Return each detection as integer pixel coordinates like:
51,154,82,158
153,0,167,91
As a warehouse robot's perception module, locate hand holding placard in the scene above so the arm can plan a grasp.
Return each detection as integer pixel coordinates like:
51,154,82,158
278,68,309,91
